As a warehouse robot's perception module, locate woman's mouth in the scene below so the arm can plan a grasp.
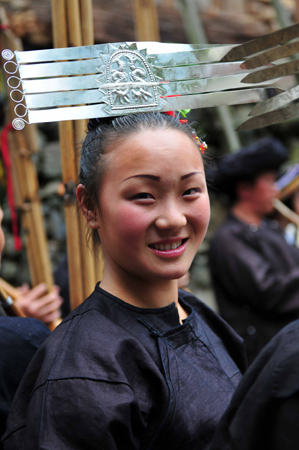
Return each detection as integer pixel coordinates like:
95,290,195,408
148,238,188,257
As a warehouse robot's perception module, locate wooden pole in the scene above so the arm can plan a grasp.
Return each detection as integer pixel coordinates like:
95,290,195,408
80,0,94,46
57,117,84,310
79,0,104,286
51,0,68,48
177,0,241,153
0,285,26,318
68,0,96,301
75,119,97,299
273,199,299,227
296,0,299,24
66,0,82,47
68,0,98,301
133,0,160,41
79,0,104,293
0,278,22,300
1,8,60,330
51,0,103,309
52,0,85,309
0,279,63,329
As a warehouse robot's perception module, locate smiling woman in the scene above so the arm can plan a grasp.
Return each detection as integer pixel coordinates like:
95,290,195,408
78,125,210,308
3,112,246,450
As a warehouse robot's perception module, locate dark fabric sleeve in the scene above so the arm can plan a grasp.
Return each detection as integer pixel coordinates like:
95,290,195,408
0,318,50,445
269,394,299,450
210,232,299,314
4,378,149,450
208,320,299,450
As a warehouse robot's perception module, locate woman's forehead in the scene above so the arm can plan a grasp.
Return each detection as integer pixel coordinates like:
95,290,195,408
107,128,199,158
102,129,204,183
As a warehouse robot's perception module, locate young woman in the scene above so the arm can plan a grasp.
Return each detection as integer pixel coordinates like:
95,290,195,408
2,112,246,450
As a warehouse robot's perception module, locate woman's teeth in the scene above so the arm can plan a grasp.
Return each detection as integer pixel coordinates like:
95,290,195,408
151,240,182,251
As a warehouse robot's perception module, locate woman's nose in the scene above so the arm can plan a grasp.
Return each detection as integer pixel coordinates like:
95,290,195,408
155,203,187,230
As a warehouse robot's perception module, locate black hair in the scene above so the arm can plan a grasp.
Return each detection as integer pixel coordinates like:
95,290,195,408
78,112,204,249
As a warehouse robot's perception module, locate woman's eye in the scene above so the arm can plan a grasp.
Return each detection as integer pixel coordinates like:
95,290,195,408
133,192,154,200
183,188,201,196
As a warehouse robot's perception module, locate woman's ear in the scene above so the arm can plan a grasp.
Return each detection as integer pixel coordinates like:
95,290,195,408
76,184,100,229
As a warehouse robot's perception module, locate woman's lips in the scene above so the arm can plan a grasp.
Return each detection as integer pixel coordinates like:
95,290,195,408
148,238,188,257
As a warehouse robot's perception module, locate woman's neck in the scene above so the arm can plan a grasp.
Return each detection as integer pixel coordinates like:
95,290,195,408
99,267,188,322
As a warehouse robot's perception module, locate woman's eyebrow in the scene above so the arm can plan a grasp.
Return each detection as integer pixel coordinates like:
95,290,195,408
181,171,203,180
123,171,203,183
123,174,160,182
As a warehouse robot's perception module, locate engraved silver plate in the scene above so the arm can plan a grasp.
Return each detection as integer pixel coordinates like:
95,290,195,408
2,28,299,131
97,44,165,114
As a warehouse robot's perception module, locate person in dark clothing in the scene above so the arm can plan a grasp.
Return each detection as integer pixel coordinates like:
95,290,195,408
208,319,299,450
208,138,299,364
0,317,50,447
2,112,246,450
0,206,50,447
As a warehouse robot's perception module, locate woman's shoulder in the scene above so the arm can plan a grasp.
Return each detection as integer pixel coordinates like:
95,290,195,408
28,288,160,386
259,319,299,398
180,290,247,375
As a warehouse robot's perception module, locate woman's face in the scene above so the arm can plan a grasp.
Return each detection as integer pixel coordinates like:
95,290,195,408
92,128,210,283
0,207,5,264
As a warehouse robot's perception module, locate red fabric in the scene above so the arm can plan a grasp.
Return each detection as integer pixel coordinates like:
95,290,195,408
163,111,188,124
0,124,22,251
163,111,176,117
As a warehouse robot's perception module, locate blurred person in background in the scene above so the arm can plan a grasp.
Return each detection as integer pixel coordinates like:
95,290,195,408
0,204,51,447
208,138,299,364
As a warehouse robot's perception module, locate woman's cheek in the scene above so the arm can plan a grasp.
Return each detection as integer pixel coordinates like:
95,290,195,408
195,197,210,233
114,204,151,238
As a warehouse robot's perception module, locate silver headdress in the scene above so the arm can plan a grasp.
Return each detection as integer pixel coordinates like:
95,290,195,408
2,23,299,130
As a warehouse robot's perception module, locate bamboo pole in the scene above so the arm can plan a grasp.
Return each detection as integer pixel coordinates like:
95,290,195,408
74,119,97,299
66,0,82,47
296,0,299,24
48,0,111,308
68,1,97,301
0,285,26,318
273,198,299,227
1,9,60,330
277,178,299,201
0,279,62,330
51,0,84,310
80,0,94,46
7,134,22,209
58,119,84,310
79,0,104,292
0,278,21,300
133,0,160,41
7,124,54,289
51,0,68,48
177,0,241,153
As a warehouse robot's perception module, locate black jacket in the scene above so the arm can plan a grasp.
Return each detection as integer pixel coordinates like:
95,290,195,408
209,319,299,450
209,214,299,363
2,286,246,450
0,317,50,447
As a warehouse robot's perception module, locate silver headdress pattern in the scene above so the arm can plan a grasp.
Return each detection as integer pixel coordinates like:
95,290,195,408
2,23,299,130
